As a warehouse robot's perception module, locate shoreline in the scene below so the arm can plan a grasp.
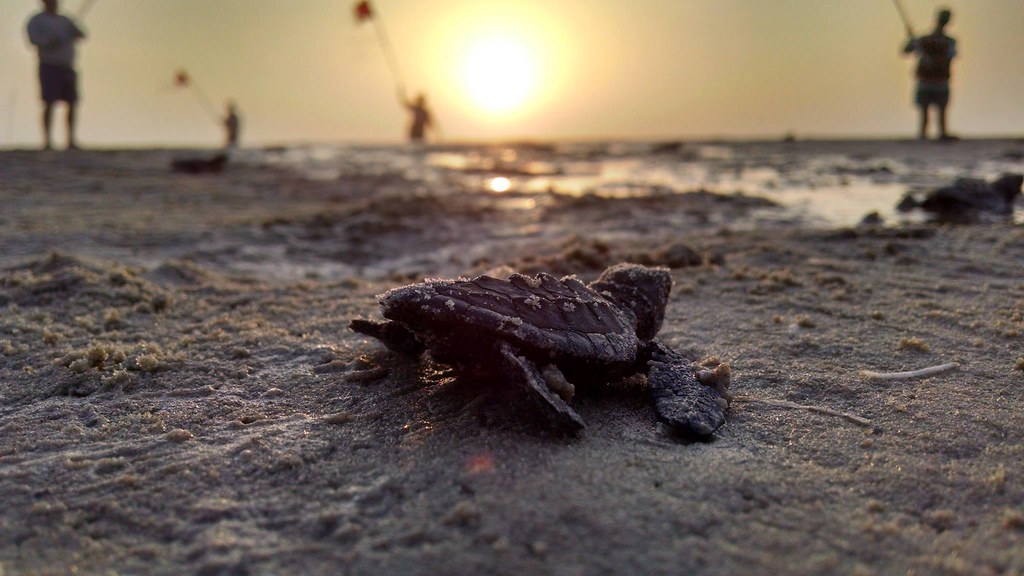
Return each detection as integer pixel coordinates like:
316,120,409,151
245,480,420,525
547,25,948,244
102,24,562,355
3,134,1023,151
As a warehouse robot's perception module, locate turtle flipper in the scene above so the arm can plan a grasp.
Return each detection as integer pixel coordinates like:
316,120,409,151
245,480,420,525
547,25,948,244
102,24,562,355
497,342,585,433
350,319,425,356
646,340,728,439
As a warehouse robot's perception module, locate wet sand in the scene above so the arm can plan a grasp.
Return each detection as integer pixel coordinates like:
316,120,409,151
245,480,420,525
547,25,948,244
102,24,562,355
1,145,1023,575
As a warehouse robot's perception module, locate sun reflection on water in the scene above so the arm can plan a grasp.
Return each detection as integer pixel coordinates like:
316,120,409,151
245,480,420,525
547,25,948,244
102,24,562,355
488,176,512,193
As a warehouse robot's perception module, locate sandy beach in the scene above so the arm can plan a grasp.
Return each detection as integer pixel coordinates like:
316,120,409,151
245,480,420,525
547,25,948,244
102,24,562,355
1,142,1024,575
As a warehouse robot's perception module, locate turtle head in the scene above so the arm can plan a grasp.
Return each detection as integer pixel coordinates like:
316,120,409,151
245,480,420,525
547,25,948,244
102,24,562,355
589,264,672,340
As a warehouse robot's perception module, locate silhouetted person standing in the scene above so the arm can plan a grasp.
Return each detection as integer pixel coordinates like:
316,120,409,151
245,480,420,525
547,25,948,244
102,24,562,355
903,8,956,141
224,100,241,149
401,92,433,144
26,0,85,150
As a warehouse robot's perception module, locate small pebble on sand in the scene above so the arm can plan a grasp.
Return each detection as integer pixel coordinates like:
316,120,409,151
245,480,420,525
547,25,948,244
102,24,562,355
166,429,193,442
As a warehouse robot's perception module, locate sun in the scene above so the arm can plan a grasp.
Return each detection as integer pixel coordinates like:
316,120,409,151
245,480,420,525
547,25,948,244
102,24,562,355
462,37,535,114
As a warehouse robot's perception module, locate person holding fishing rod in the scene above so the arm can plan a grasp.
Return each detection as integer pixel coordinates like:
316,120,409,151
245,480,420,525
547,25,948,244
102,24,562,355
900,5,957,141
355,1,436,144
26,0,91,150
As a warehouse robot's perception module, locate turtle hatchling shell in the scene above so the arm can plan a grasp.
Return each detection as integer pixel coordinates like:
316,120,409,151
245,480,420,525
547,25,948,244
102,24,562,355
380,272,640,364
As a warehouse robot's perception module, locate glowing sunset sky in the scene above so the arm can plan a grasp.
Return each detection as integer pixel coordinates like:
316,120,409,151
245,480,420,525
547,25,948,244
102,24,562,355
1,0,1022,146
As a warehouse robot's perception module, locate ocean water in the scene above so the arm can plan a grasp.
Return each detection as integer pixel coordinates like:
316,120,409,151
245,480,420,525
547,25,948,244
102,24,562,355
247,139,1024,228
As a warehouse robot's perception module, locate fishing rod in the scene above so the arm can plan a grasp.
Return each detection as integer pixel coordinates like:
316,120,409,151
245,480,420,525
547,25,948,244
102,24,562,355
174,70,223,126
891,0,915,37
373,13,406,98
77,0,99,21
355,1,408,100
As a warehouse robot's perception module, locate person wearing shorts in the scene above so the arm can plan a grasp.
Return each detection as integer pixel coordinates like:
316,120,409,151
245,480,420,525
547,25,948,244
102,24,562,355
903,8,956,141
26,0,86,150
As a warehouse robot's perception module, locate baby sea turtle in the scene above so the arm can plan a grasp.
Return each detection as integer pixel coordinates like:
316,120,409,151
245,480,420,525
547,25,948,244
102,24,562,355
350,263,730,438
